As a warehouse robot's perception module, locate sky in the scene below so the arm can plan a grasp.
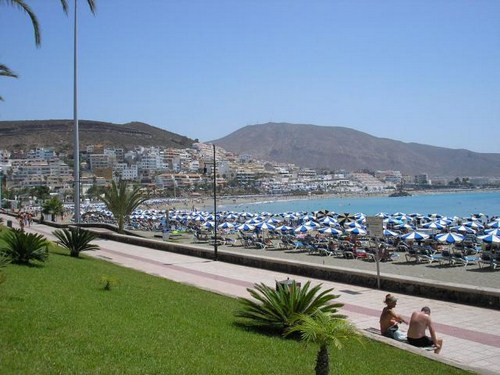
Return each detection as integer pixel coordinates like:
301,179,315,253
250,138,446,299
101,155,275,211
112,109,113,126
1,0,499,153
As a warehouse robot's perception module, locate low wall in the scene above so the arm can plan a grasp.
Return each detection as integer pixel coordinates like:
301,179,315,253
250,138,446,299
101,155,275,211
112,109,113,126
89,229,500,310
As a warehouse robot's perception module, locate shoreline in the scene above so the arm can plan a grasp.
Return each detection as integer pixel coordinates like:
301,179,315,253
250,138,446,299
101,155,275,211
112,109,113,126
184,188,500,213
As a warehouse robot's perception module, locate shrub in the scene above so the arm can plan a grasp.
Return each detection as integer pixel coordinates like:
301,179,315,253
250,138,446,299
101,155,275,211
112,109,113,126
52,227,99,257
0,229,49,265
234,281,344,333
100,275,119,291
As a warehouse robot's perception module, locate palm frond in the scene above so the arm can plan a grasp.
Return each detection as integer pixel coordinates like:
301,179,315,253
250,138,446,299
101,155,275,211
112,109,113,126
235,281,344,332
52,227,99,257
0,229,49,264
2,0,41,46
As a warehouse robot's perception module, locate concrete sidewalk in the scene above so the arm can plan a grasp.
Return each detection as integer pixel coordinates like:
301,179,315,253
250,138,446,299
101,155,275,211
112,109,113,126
6,217,500,375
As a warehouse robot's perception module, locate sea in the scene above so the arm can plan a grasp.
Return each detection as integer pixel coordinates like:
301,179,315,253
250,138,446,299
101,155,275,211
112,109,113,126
220,190,500,219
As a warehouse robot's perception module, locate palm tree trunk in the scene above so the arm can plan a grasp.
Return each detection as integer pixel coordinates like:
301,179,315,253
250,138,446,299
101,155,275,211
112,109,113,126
315,344,329,375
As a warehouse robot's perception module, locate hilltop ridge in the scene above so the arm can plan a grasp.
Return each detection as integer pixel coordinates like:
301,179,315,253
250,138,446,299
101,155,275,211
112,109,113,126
212,122,500,177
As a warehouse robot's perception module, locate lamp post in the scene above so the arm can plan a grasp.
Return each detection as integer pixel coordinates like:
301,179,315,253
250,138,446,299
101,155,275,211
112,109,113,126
73,0,81,224
212,144,217,261
203,144,218,261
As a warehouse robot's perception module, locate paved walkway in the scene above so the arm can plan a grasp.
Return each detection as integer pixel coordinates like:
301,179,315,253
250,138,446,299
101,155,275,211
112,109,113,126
5,216,500,375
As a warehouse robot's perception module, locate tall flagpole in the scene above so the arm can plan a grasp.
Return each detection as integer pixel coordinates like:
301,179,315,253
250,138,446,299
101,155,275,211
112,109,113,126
73,0,81,224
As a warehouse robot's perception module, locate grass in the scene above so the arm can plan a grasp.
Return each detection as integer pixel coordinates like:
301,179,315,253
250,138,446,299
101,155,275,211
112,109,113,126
0,240,470,374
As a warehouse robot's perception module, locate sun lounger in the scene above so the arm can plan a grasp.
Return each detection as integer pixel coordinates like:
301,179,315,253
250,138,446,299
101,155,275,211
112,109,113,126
478,253,497,270
451,252,478,267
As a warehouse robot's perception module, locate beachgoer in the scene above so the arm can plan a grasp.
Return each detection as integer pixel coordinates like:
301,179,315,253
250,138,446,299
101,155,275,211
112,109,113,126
379,294,407,341
407,306,443,354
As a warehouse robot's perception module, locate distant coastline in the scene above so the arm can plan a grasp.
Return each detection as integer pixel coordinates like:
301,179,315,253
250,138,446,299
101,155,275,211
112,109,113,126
187,187,500,212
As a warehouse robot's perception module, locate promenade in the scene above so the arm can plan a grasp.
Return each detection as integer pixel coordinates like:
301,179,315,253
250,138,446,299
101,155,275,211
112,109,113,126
3,215,500,375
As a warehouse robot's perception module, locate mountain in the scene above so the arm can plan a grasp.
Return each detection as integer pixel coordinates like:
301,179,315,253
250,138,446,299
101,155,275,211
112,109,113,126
213,123,500,177
0,120,194,152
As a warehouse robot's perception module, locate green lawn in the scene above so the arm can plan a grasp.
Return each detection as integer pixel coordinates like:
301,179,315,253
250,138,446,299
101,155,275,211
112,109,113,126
0,243,469,374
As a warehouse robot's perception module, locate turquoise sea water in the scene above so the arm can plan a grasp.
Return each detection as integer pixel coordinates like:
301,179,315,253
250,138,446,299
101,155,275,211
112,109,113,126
221,191,500,218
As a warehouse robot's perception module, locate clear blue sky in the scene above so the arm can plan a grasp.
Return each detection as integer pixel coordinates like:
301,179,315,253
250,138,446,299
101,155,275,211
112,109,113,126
1,0,499,153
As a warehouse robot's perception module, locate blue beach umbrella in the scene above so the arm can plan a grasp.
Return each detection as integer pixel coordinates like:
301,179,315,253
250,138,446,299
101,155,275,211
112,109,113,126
383,229,400,237
256,222,276,231
346,227,367,236
294,225,314,233
478,234,500,244
275,225,294,233
487,221,500,229
319,227,343,236
435,232,465,244
452,225,477,234
401,231,429,242
485,228,500,236
237,223,255,232
303,220,320,228
218,222,235,230
422,221,446,231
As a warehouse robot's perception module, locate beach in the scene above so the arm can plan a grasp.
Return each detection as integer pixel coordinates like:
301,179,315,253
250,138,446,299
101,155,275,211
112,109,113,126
146,230,500,291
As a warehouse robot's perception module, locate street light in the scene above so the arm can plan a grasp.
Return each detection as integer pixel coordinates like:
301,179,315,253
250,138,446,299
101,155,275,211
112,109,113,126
203,144,218,261
73,0,81,224
212,143,217,261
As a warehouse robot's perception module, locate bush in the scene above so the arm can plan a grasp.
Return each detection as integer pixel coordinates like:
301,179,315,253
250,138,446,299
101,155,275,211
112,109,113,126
0,229,49,265
234,281,344,333
52,227,99,257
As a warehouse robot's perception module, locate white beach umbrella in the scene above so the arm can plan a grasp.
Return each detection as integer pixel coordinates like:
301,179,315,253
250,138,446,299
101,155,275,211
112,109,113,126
453,225,477,234
487,221,500,229
422,221,446,230
256,222,276,231
294,225,314,233
478,234,500,244
346,227,367,236
400,231,429,242
383,229,400,237
303,220,320,228
275,225,294,233
218,222,235,230
435,232,465,244
237,223,255,231
485,228,500,236
319,227,343,236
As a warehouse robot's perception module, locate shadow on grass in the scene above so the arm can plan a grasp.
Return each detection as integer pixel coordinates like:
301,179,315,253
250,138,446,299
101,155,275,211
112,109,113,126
232,320,284,338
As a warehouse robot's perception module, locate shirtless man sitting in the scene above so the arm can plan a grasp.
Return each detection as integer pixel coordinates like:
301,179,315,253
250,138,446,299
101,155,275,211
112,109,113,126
379,294,407,341
407,306,443,354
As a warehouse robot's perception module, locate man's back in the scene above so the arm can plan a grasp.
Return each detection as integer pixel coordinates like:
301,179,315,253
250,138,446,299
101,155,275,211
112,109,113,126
407,311,429,338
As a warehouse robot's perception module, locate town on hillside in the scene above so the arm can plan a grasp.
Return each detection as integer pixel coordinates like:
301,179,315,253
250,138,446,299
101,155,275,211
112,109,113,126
0,143,499,209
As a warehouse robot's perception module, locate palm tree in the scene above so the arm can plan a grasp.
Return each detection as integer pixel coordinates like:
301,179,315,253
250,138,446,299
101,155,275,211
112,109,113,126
42,197,64,222
0,229,49,265
0,1,95,99
285,311,363,375
100,180,147,233
235,281,344,333
52,227,99,257
0,64,18,101
1,0,41,45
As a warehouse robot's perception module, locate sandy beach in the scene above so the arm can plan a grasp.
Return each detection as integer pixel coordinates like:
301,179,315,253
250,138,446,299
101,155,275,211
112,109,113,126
141,230,500,291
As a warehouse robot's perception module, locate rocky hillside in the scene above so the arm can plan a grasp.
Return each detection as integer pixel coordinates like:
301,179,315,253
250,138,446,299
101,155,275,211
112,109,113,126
0,120,194,152
213,123,500,177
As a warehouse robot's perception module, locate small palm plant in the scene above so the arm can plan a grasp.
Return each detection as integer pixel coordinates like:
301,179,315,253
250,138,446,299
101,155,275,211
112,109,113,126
285,310,363,375
234,281,344,333
0,229,49,265
52,227,99,258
